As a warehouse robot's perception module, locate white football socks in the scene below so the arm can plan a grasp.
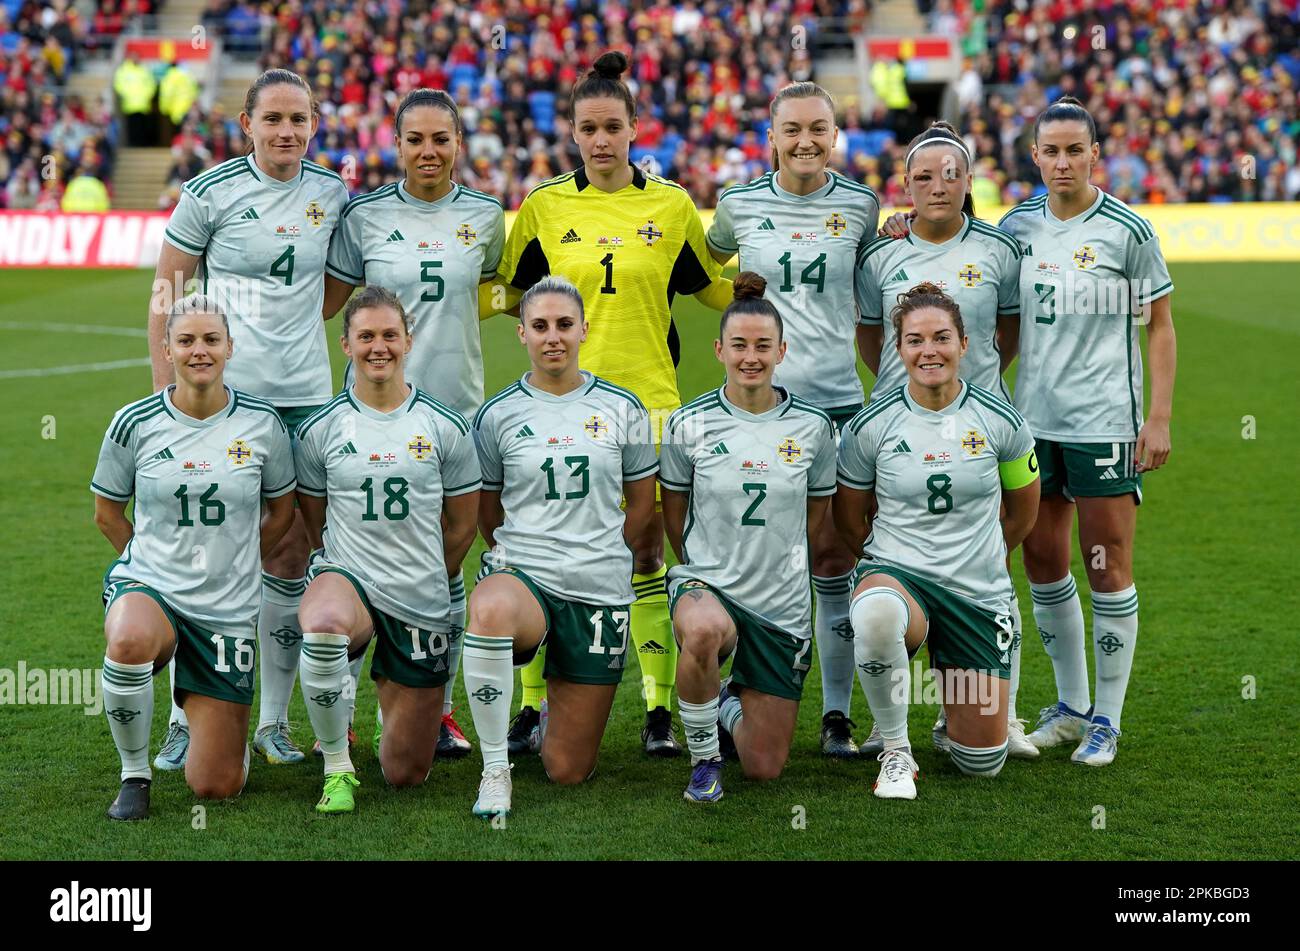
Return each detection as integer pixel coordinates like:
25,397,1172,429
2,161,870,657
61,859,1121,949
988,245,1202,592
851,587,912,750
256,573,305,730
1007,595,1023,720
1029,575,1091,716
299,633,352,774
813,572,856,717
463,632,513,769
102,657,154,781
1091,585,1139,730
445,570,466,717
679,697,720,764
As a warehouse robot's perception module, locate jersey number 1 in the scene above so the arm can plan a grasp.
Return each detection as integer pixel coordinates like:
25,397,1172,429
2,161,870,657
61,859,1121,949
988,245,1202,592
599,253,616,294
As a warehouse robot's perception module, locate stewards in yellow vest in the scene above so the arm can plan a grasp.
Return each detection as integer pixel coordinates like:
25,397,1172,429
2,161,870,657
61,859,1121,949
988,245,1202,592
159,62,199,125
870,58,911,110
114,53,157,146
61,168,111,212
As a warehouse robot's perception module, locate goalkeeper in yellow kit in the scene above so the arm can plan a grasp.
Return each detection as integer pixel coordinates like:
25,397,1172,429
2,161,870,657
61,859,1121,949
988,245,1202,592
486,50,731,755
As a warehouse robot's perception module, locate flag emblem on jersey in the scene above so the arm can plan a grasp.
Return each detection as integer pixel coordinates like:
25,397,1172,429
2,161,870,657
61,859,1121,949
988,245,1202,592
1037,260,1061,274
637,220,663,246
757,217,775,231
384,452,397,462
892,440,911,453
561,228,581,244
958,264,983,287
456,224,477,245
597,236,623,246
584,415,608,438
408,435,433,461
777,438,802,463
240,207,259,220
369,453,382,462
790,231,819,243
825,212,847,236
305,201,326,227
226,439,252,465
961,430,987,456
547,436,559,445
740,459,769,471
562,435,575,445
710,442,729,455
890,267,909,283
1073,245,1097,269
336,441,357,455
387,230,405,242
152,448,174,461
515,425,535,439
275,224,301,238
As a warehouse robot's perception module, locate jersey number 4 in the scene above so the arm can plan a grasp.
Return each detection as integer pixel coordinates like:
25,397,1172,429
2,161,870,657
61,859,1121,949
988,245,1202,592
270,246,295,286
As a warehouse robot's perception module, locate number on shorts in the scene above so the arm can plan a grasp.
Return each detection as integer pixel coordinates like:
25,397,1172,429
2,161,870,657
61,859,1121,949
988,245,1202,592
587,610,630,656
926,473,954,514
792,637,812,673
994,614,1015,651
211,635,254,673
406,626,449,661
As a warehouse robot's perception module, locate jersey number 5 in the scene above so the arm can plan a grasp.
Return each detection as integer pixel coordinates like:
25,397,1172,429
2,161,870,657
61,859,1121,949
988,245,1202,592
420,260,445,302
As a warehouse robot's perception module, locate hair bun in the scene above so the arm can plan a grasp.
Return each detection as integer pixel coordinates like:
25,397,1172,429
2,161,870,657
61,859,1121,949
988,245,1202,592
732,271,767,301
592,51,628,80
1053,94,1084,107
903,281,947,300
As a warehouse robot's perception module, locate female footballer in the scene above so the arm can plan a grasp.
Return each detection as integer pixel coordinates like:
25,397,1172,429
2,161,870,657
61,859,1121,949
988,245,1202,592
462,276,658,817
855,121,1033,758
322,87,505,760
835,283,1040,799
999,97,1176,765
490,51,732,758
661,274,838,802
294,287,481,813
148,69,349,769
705,82,881,759
93,294,297,819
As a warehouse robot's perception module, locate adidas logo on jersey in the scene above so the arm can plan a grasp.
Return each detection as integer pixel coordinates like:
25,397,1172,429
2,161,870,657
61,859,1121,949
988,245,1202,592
387,230,405,242
560,228,581,244
757,218,775,231
337,441,357,455
1099,466,1120,481
515,425,535,439
890,267,909,283
710,442,730,455
892,440,911,453
151,447,174,460
240,207,259,220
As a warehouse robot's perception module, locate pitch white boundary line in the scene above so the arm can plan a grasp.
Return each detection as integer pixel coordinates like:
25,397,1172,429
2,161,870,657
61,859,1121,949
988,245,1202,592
0,358,151,379
0,321,147,338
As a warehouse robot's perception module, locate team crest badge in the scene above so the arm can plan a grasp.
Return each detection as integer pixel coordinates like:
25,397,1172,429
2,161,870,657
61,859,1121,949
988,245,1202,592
637,220,663,246
961,430,987,456
825,212,847,236
226,439,252,465
407,434,433,461
777,437,802,463
305,201,326,227
584,415,608,438
1073,245,1097,269
456,224,477,246
958,264,983,287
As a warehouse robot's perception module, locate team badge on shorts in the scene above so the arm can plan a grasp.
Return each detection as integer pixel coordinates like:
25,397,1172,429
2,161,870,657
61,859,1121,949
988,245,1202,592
958,264,983,287
1073,245,1097,269
961,430,987,456
226,439,252,465
456,224,477,246
584,415,608,438
825,212,847,236
305,201,326,227
407,434,433,461
777,437,802,463
637,220,663,246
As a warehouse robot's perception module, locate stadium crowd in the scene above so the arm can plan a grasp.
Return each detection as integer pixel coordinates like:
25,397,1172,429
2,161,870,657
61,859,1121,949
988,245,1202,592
2,0,1298,209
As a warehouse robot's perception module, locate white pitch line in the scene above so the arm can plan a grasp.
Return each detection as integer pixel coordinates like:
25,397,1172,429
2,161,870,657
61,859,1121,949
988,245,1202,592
0,358,151,379
0,321,148,337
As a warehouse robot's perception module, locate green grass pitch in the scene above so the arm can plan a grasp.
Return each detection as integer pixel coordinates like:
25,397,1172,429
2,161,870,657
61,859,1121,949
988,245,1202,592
0,263,1295,860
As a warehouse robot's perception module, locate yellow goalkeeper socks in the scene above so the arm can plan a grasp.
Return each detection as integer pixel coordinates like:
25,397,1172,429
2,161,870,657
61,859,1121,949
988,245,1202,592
631,566,676,710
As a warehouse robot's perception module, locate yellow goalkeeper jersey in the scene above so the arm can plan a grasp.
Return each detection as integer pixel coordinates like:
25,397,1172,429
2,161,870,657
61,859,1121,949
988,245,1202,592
498,163,722,409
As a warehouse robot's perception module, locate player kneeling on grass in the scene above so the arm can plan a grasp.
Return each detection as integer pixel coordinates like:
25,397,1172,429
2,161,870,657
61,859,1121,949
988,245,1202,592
93,294,297,819
293,286,481,813
660,273,837,803
834,283,1040,799
463,276,658,818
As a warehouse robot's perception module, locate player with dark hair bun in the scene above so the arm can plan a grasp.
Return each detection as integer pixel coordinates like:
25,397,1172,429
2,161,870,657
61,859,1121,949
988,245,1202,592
661,273,838,802
320,87,504,760
492,51,734,759
836,282,1040,799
